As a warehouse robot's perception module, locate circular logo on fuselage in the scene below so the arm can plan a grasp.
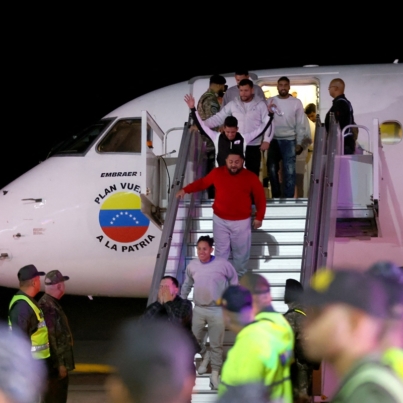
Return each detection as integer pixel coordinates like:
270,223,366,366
99,192,150,243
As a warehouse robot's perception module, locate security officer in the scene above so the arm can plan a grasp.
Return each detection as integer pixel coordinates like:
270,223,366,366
220,276,294,403
8,264,50,360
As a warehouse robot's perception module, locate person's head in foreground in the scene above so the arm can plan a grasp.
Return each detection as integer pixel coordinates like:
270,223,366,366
0,323,46,403
106,319,195,403
220,285,253,334
302,269,389,376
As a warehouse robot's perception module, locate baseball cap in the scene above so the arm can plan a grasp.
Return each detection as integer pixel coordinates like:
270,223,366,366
304,269,389,318
239,273,271,295
219,285,252,313
44,270,70,285
17,265,45,281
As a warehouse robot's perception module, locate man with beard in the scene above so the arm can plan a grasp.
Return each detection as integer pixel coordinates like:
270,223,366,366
176,150,266,278
202,79,272,178
221,70,266,107
266,77,311,198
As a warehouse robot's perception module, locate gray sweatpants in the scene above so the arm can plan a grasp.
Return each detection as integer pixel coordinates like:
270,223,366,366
192,305,225,371
213,214,251,278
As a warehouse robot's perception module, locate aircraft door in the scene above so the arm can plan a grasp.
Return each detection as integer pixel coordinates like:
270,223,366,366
141,111,166,215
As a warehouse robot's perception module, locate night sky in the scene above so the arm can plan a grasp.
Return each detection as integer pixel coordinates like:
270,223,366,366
1,30,399,190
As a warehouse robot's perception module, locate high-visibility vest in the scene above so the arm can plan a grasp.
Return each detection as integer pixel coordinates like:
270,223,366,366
383,348,403,381
8,295,50,360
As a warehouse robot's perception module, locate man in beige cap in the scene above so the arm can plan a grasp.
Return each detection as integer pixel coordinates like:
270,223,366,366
39,270,74,403
303,269,403,402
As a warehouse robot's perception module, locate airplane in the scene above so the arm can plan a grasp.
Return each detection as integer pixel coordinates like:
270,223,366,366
0,62,402,299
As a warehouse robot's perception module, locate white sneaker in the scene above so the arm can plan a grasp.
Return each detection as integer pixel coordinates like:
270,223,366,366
197,351,210,375
209,370,220,390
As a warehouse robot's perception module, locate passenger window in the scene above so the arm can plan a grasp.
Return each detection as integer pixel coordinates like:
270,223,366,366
380,121,402,145
98,119,142,153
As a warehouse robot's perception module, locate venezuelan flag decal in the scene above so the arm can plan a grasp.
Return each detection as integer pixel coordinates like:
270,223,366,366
99,192,150,243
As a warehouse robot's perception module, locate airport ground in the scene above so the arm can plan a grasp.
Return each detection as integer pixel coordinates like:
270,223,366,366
0,285,148,402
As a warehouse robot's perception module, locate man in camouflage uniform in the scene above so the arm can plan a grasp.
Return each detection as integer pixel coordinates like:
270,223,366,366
39,270,74,403
197,74,226,121
284,279,318,403
196,74,226,198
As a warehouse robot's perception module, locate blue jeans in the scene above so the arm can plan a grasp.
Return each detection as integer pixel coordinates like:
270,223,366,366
267,139,296,198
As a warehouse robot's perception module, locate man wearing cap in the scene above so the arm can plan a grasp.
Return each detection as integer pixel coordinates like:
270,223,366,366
367,261,403,380
8,264,50,362
303,269,403,402
218,284,294,403
238,273,294,402
39,270,74,403
176,150,266,278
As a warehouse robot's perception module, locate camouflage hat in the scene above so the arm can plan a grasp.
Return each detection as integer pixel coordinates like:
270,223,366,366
304,269,389,319
219,285,252,313
17,265,45,281
44,270,70,285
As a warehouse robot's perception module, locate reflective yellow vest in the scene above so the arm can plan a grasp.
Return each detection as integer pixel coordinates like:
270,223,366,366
383,348,403,381
8,295,50,360
219,311,294,403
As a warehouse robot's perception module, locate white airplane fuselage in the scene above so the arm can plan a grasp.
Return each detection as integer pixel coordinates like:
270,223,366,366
1,63,402,296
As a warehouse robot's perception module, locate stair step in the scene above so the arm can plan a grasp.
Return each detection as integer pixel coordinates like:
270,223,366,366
176,205,307,219
180,218,306,231
172,230,304,243
176,243,303,258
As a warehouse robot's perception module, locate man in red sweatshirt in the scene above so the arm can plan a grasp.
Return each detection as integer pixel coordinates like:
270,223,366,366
176,150,266,278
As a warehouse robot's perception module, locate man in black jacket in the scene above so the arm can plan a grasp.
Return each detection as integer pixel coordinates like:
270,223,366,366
325,78,357,154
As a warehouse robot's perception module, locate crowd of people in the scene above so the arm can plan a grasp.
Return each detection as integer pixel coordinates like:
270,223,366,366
1,71,401,403
108,259,402,403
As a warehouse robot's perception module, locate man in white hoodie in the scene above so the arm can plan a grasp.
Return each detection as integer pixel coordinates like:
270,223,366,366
266,77,311,198
202,79,271,179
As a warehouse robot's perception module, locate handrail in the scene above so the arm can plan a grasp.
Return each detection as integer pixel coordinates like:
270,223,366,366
341,124,371,154
164,127,186,155
300,116,328,287
147,120,193,306
147,118,207,306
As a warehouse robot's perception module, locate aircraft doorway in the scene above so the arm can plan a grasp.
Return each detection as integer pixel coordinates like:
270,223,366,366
259,81,319,198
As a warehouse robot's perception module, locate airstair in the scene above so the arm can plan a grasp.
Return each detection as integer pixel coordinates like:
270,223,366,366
145,119,308,401
145,112,381,402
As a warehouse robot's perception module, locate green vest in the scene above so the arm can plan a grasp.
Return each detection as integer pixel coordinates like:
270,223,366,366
219,311,294,403
383,348,403,381
8,295,50,360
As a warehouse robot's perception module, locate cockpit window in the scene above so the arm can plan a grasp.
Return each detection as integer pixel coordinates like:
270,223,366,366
98,119,142,153
50,119,114,157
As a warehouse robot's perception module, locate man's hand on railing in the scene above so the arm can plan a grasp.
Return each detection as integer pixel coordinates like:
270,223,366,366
176,189,186,199
184,94,195,109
